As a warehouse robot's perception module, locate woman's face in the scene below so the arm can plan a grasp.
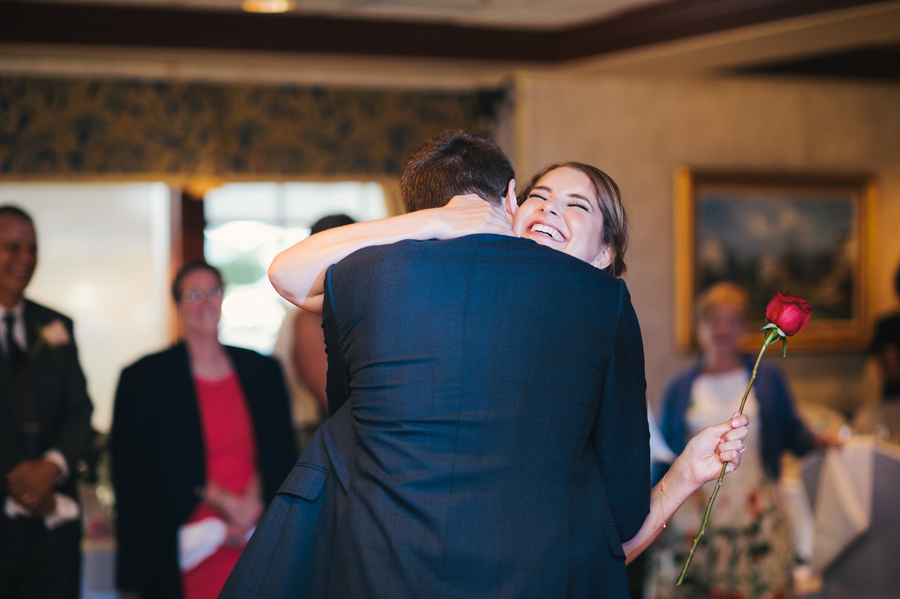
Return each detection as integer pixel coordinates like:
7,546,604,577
512,167,612,269
177,268,222,338
697,303,746,358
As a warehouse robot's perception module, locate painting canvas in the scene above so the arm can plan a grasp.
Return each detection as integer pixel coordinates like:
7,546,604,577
674,170,877,351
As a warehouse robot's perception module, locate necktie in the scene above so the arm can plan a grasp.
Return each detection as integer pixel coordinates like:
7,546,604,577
5,314,42,456
4,314,25,366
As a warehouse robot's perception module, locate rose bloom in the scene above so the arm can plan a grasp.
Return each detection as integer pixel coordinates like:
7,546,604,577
765,291,812,336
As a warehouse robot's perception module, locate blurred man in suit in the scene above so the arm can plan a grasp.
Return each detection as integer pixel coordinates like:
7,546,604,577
0,205,94,599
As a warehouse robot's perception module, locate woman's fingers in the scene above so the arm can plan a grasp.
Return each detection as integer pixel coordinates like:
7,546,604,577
445,194,489,208
722,426,749,444
730,412,750,429
442,195,514,236
716,438,744,454
719,412,750,444
714,413,750,472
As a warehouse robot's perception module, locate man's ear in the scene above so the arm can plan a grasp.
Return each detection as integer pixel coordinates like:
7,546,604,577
504,179,517,217
592,245,614,272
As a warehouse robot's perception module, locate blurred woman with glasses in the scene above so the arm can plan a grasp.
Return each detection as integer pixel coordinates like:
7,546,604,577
110,261,297,599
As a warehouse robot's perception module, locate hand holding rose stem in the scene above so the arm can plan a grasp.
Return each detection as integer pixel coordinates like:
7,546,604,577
677,291,812,585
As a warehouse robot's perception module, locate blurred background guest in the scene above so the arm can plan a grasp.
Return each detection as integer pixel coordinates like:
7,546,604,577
110,261,296,599
271,214,355,450
854,261,900,442
0,205,94,599
645,282,826,599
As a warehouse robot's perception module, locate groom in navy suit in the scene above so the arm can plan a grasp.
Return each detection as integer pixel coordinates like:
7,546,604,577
222,131,649,598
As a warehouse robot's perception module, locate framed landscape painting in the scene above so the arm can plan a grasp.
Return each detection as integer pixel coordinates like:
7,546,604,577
674,169,878,352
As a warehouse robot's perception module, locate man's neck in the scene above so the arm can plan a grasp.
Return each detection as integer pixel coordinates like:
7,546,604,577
0,293,24,312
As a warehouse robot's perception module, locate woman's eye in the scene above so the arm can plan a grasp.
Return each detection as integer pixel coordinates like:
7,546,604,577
528,193,546,201
569,202,589,211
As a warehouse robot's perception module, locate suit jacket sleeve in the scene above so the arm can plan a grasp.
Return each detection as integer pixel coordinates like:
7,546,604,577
768,365,816,455
256,358,299,501
42,315,94,475
591,281,650,544
110,362,154,591
756,363,816,478
658,368,694,458
322,264,350,417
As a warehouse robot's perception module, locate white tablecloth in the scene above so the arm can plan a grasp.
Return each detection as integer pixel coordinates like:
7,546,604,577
796,438,900,599
82,537,118,599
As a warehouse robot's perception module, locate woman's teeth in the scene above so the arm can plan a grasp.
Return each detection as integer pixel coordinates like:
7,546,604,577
529,223,564,242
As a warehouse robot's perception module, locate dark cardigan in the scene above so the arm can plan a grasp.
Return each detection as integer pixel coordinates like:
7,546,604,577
658,357,815,481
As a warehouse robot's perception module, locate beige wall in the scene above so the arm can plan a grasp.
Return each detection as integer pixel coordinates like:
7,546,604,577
513,72,900,417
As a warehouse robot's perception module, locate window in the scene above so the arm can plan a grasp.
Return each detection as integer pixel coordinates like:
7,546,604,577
204,181,388,353
0,182,171,431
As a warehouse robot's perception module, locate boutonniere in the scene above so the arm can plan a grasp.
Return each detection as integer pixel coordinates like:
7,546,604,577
30,319,71,358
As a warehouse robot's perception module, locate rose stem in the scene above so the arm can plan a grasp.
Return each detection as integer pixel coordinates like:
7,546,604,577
676,328,780,585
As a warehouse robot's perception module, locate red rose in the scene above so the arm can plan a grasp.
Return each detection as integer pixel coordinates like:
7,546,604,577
765,291,812,336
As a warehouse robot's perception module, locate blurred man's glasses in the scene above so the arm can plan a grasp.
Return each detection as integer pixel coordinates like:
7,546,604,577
181,287,223,304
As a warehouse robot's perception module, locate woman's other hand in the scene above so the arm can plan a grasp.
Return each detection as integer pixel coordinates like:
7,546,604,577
205,483,265,545
220,490,264,540
433,194,514,239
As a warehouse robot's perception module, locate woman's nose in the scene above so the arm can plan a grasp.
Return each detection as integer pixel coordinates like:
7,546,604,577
539,199,560,217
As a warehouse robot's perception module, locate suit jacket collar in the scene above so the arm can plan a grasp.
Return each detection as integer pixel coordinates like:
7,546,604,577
23,299,50,352
1,300,55,461
1,300,31,424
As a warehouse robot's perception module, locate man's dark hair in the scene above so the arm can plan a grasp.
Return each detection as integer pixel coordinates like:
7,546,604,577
311,214,356,235
400,130,514,213
171,260,224,304
0,205,34,223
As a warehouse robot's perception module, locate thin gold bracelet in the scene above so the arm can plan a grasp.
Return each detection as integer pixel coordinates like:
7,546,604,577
660,475,671,528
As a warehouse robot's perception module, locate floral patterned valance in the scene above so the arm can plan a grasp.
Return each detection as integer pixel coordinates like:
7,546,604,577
0,76,492,179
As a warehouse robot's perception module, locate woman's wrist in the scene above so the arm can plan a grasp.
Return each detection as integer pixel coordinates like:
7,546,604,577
661,459,698,506
415,207,453,240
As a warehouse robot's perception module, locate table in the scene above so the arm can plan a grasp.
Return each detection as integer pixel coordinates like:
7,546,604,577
794,438,900,599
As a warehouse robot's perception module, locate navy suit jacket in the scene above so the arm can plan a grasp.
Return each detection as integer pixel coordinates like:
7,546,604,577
222,234,649,599
111,343,297,599
0,299,93,525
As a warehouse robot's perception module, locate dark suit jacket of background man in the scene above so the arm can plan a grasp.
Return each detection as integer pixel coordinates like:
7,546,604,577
223,233,650,599
0,300,94,589
110,343,297,599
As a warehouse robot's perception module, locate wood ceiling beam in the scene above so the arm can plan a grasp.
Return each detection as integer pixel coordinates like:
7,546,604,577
0,0,886,63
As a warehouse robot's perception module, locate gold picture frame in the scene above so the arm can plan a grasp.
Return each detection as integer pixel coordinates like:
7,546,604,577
674,169,878,352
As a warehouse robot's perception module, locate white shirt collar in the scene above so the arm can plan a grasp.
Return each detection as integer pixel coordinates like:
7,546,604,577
0,300,25,317
0,300,27,351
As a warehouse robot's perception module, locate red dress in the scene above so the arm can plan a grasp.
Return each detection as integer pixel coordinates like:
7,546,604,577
181,372,258,599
